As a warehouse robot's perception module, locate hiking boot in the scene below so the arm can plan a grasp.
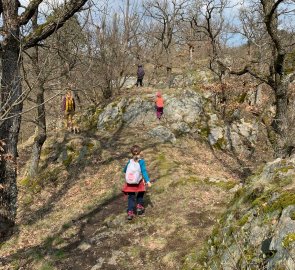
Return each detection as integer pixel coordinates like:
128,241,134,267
136,204,145,215
127,211,135,220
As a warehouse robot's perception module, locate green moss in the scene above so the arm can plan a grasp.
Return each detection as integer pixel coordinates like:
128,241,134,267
233,187,246,201
11,259,20,270
250,188,276,208
200,126,210,138
237,213,250,227
20,167,62,194
62,223,71,230
290,211,295,220
275,165,294,174
104,118,121,132
243,186,264,204
38,167,62,185
39,261,54,270
83,108,102,130
23,194,33,205
182,247,209,270
41,147,52,158
272,175,293,187
20,176,31,187
62,154,73,167
53,250,66,259
157,153,174,177
66,145,75,152
87,142,95,151
214,137,226,150
238,92,247,104
243,246,256,263
169,176,201,188
206,179,236,190
282,233,295,248
264,191,295,213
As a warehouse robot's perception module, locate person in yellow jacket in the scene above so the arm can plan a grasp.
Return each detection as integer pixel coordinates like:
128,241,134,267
62,90,76,131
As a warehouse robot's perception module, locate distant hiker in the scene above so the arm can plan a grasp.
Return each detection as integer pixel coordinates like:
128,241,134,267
155,92,164,120
62,90,75,131
136,64,145,87
123,145,152,220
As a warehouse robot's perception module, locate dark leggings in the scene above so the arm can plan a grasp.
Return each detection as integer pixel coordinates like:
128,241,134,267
156,106,164,119
136,78,143,87
128,192,144,211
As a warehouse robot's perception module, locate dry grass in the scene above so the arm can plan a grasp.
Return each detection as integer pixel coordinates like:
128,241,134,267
0,87,244,270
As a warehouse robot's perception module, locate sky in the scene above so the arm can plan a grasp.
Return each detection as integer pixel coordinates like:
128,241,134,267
5,0,295,48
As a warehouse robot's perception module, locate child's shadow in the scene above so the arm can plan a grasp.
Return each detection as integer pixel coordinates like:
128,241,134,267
144,190,154,209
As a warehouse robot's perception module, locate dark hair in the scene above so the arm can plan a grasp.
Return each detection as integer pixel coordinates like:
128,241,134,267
131,145,141,161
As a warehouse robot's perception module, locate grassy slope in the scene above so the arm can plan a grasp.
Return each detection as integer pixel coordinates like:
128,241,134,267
0,87,241,270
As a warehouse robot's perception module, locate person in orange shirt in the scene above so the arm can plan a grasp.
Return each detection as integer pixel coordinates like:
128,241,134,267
155,92,164,120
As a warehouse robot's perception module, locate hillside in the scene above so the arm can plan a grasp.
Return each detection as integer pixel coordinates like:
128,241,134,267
0,84,294,270
1,86,291,270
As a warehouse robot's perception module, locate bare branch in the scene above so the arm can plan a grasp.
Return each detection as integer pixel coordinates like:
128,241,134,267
23,0,88,50
18,0,43,26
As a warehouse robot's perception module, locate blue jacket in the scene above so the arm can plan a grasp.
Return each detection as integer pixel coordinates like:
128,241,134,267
124,159,150,183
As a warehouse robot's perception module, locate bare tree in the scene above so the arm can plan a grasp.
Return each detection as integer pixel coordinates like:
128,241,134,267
191,0,229,115
0,0,89,239
226,1,295,136
144,0,190,87
80,0,143,100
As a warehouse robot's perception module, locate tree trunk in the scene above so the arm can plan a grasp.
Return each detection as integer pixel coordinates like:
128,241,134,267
272,78,288,134
0,0,22,238
28,47,47,178
102,79,113,99
165,47,173,88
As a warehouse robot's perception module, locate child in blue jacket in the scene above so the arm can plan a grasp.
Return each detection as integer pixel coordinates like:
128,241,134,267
123,145,152,220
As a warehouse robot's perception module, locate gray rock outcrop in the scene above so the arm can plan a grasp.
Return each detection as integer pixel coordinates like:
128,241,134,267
205,158,295,270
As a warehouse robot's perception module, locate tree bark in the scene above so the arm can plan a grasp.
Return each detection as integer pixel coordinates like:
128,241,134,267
0,0,22,238
166,48,173,88
272,77,289,133
28,47,47,178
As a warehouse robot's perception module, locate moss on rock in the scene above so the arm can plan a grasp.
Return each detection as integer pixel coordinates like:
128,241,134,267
282,233,295,249
263,191,295,214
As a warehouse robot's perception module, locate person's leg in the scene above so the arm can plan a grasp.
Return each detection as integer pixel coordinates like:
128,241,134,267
136,192,145,215
159,107,164,119
127,192,136,219
136,78,140,87
128,192,136,212
140,78,143,87
156,107,161,119
65,113,70,129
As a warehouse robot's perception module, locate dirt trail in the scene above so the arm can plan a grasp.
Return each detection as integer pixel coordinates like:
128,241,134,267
0,89,241,270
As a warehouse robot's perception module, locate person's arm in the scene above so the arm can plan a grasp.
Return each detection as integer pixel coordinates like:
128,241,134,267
123,160,130,173
139,159,150,183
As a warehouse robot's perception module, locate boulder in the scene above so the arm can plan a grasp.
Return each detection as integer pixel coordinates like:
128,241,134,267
206,157,295,270
268,205,295,269
148,126,176,143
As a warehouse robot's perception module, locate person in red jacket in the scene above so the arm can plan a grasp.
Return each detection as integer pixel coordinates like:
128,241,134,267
122,145,152,220
155,92,164,120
